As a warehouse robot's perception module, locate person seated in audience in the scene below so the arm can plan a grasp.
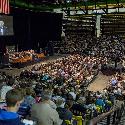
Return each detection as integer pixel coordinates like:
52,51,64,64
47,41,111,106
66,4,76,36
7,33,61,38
0,89,24,125
56,99,73,124
18,88,35,118
110,75,118,87
45,89,57,110
22,87,36,108
71,97,86,118
62,100,73,124
31,90,62,125
0,80,14,100
95,95,105,113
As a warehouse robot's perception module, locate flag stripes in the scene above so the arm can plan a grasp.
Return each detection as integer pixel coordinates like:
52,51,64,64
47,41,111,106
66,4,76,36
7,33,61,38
0,0,10,14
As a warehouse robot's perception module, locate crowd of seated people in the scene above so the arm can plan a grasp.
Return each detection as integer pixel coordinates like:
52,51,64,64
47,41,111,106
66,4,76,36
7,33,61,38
30,54,101,81
0,72,125,125
0,55,118,125
58,33,125,73
59,32,96,55
59,33,125,61
0,54,125,125
90,35,125,59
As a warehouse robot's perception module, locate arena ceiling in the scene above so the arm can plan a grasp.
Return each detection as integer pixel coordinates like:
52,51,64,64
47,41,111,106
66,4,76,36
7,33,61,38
10,0,125,12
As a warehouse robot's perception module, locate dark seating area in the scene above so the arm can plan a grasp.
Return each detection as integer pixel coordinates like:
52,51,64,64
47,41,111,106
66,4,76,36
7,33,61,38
101,14,125,39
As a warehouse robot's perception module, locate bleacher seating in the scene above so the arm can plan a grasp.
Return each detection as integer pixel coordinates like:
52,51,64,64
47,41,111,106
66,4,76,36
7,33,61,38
101,14,125,39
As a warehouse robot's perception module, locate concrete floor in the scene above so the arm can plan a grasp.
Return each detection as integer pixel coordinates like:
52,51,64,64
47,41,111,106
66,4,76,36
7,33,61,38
87,73,110,92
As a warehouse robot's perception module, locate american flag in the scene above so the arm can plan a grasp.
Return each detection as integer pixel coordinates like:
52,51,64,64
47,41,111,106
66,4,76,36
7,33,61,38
0,0,10,14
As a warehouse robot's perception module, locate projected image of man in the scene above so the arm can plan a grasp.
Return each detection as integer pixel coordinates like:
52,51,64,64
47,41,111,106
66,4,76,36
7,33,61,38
0,21,8,35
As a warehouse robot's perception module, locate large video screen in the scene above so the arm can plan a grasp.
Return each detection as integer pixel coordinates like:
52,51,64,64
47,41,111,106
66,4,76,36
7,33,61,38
0,15,14,36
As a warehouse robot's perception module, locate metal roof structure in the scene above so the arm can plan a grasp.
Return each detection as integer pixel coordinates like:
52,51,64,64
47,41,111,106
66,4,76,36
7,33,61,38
10,0,125,13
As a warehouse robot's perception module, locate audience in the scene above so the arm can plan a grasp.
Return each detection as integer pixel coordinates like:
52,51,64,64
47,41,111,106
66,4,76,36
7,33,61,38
0,37,125,124
59,34,125,61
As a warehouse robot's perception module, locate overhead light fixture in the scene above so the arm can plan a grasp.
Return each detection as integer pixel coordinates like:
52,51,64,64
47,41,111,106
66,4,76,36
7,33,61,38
66,0,72,3
93,9,105,14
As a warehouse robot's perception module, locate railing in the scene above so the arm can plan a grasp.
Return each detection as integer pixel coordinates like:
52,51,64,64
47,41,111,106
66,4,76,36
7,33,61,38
64,100,124,125
89,100,124,125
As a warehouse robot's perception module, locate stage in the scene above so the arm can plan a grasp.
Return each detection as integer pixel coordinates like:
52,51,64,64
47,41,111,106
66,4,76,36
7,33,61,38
0,54,68,76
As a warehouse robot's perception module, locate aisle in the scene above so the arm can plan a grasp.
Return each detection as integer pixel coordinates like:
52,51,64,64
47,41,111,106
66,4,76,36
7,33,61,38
87,73,110,92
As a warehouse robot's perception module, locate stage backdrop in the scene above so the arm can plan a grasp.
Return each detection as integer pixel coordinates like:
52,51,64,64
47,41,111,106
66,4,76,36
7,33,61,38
0,7,62,52
13,8,62,51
